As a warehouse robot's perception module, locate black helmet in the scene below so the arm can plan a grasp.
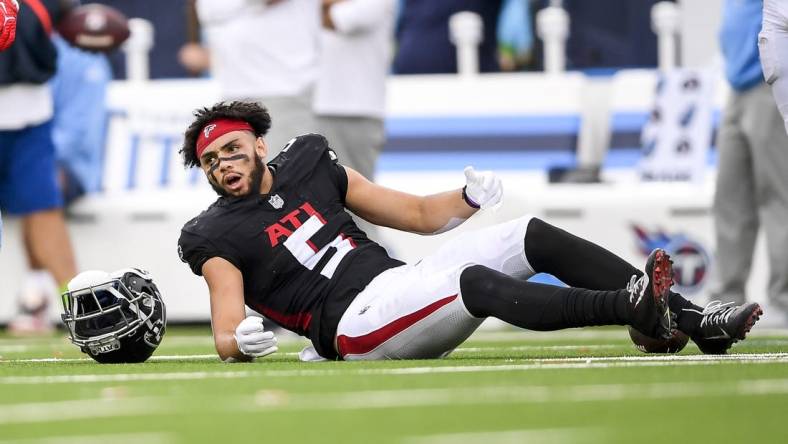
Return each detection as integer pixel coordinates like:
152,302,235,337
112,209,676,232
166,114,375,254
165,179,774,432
61,268,166,363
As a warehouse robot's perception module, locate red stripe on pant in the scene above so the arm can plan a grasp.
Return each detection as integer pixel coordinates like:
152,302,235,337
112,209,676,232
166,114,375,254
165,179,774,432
336,294,457,357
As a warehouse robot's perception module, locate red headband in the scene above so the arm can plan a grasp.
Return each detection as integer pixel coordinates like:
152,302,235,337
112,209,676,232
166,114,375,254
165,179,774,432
195,118,254,159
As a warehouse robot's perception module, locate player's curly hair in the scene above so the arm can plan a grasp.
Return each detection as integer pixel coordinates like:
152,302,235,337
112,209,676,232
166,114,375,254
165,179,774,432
180,101,272,168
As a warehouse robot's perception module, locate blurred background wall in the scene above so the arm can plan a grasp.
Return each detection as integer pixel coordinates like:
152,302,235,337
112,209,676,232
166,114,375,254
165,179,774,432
0,0,771,326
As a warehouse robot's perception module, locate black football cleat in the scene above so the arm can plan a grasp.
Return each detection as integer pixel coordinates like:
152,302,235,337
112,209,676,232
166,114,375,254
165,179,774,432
627,248,674,340
689,301,763,354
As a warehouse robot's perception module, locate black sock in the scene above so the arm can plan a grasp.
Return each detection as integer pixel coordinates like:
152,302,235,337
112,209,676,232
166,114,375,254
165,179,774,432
460,265,632,330
669,292,703,337
523,217,704,335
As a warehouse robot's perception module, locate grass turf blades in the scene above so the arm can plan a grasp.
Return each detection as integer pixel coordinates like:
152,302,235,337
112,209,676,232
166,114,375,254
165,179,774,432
1,326,787,443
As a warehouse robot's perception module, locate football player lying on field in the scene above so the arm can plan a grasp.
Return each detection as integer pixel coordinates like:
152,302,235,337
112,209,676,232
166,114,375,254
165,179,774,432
67,101,763,363
177,101,761,362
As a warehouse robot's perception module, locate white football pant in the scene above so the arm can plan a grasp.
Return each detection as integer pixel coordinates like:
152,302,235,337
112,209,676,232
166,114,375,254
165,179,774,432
335,216,536,360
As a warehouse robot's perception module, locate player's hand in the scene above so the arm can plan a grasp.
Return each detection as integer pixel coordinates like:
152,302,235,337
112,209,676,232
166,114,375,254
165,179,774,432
234,316,278,358
0,0,19,52
463,166,502,209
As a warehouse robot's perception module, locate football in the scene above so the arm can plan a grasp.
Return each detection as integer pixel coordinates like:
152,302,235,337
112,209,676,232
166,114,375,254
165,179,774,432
57,3,130,52
628,326,689,353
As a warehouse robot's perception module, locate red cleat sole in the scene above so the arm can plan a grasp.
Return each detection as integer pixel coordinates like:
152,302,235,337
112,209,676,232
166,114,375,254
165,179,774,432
738,304,763,340
650,249,673,307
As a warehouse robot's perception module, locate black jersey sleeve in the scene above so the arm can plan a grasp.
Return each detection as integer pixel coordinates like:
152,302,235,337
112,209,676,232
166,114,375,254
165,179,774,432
177,229,242,276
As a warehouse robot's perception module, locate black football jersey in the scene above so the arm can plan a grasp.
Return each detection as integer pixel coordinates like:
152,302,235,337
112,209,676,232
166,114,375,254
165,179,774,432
178,134,404,359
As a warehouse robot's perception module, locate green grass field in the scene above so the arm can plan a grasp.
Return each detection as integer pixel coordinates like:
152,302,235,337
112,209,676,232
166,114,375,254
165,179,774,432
1,326,787,443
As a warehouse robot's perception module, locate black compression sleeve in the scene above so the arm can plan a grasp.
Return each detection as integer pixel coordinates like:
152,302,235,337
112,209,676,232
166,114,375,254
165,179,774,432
459,265,631,330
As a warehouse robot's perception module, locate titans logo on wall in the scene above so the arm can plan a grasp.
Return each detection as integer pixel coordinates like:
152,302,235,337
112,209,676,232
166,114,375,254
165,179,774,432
631,224,711,295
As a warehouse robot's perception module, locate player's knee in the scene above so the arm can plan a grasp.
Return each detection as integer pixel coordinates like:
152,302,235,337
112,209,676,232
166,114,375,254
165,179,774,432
525,217,551,239
524,217,554,271
459,265,500,317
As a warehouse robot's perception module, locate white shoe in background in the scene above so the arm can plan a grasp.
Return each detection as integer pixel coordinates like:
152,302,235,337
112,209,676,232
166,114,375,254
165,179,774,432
7,270,57,336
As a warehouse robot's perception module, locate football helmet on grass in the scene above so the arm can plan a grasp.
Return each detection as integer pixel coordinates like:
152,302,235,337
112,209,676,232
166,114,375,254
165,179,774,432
61,268,166,363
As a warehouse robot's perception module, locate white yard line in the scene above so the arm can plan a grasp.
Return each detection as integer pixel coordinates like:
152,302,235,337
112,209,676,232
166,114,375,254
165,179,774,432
0,334,306,348
470,328,788,341
0,370,261,385
146,335,304,346
6,350,786,364
0,345,33,353
247,379,788,411
1,354,787,385
537,352,788,362
2,352,301,363
0,432,175,444
401,428,600,444
0,398,172,425
148,336,215,346
0,338,66,346
455,344,622,353
2,378,788,424
467,330,629,341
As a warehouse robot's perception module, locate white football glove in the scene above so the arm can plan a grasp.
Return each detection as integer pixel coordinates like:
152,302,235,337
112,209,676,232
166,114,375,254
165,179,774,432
463,166,503,209
234,316,278,358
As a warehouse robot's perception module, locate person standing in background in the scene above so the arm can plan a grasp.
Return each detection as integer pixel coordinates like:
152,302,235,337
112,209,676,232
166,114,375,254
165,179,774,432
497,0,533,72
91,0,196,79
51,35,112,206
314,0,396,238
196,0,320,157
0,0,78,334
713,0,788,324
177,0,211,77
314,0,396,183
760,0,788,135
393,0,503,74
555,0,663,70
